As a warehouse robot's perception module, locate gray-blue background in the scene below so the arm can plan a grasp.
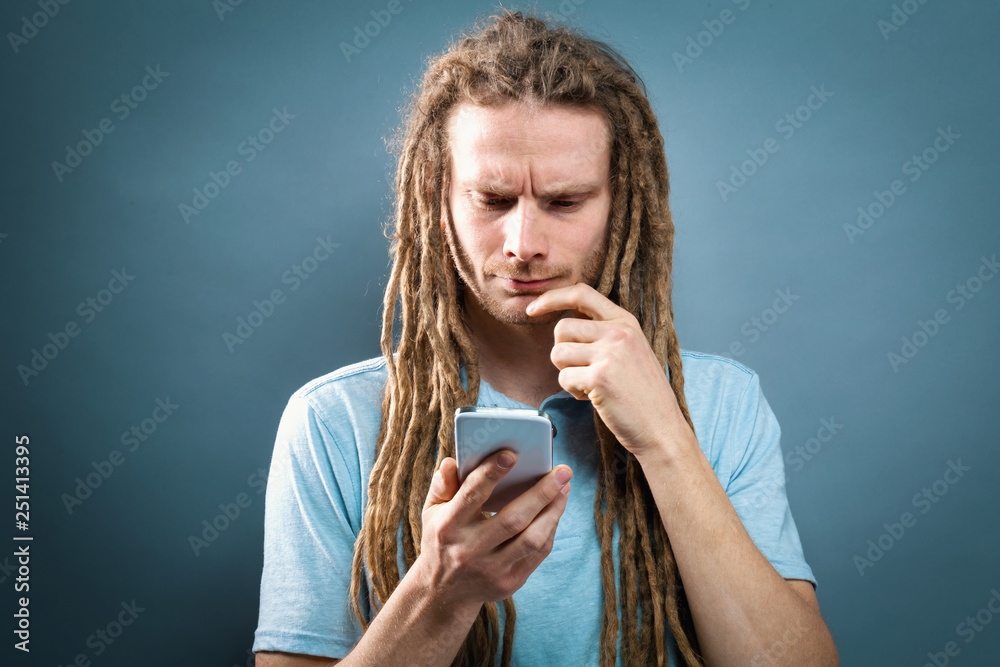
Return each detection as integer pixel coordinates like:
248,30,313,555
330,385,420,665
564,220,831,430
2,0,998,665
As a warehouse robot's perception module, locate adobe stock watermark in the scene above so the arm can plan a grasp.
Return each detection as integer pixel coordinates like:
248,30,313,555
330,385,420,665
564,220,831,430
886,253,997,373
853,458,971,576
844,126,959,243
222,235,339,353
7,0,74,55
716,85,834,202
921,586,1000,667
187,466,271,556
727,287,800,358
51,65,170,183
178,106,296,224
340,0,415,63
672,0,751,73
543,0,587,23
0,555,19,586
877,0,933,41
16,267,136,386
749,617,811,666
60,396,180,515
213,0,245,22
784,417,844,473
56,599,145,666
732,417,845,523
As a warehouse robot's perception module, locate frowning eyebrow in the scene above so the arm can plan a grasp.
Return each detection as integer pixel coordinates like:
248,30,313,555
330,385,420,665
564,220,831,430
464,179,603,198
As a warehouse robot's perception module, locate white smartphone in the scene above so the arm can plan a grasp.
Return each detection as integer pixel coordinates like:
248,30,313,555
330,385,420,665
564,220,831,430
454,406,555,513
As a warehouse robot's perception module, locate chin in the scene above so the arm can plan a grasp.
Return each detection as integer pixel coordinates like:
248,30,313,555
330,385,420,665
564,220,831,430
493,300,563,326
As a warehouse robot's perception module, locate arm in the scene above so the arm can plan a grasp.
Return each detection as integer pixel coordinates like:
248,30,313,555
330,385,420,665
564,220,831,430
256,556,481,666
258,449,573,667
634,399,838,666
525,283,837,664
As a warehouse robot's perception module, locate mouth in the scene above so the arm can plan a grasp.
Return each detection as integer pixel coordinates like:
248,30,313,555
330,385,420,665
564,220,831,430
499,276,555,290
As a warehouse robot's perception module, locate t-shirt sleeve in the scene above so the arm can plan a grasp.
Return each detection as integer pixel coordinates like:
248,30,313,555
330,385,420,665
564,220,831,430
724,371,817,588
252,390,368,658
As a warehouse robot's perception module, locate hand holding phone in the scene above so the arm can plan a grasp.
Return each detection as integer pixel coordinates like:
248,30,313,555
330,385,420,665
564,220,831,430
419,448,573,608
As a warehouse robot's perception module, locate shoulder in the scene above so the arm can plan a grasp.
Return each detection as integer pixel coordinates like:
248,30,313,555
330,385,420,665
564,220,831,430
676,349,770,480
288,356,389,413
678,348,759,401
292,356,390,397
275,356,390,452
272,357,390,486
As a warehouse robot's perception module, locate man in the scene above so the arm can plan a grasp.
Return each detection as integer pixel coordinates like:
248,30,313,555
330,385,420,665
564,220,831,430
254,9,838,666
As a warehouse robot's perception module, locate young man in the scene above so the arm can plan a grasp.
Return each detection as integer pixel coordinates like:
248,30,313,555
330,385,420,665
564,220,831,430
253,10,838,667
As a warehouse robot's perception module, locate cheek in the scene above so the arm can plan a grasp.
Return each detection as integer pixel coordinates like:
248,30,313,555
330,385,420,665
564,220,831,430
578,226,608,257
454,222,497,261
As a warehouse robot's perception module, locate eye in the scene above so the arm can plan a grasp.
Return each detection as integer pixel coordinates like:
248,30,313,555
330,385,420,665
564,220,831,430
474,197,581,211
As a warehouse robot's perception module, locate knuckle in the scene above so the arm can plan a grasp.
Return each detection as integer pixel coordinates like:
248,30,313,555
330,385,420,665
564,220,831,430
496,511,524,536
523,533,546,553
459,487,483,510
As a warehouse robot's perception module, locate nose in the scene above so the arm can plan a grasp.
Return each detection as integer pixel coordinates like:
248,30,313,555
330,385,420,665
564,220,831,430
502,199,548,262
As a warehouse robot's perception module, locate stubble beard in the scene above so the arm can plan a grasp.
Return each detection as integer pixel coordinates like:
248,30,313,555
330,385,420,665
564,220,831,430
443,218,610,327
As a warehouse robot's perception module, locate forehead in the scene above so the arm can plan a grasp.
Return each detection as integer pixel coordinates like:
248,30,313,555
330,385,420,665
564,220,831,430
445,101,612,189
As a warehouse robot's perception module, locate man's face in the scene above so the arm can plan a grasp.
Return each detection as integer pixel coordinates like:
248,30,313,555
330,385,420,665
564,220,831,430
442,101,613,326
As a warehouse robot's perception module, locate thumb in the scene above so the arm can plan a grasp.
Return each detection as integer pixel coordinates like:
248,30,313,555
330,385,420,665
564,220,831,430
424,457,458,509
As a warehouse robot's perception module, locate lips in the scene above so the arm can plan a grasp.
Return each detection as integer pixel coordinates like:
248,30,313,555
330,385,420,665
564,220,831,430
499,276,553,289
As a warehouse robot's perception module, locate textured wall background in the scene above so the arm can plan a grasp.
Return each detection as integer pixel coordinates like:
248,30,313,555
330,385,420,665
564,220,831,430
2,0,998,665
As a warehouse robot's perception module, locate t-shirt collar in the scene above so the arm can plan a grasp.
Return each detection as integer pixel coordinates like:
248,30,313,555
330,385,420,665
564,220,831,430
458,361,577,411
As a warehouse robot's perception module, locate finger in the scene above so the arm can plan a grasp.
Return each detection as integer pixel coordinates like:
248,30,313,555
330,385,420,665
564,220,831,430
553,317,603,344
499,480,571,572
424,457,459,511
550,341,594,369
527,283,620,320
557,366,594,402
482,465,572,547
452,449,518,519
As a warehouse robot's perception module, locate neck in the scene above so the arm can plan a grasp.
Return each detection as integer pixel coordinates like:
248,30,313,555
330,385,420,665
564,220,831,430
461,292,563,408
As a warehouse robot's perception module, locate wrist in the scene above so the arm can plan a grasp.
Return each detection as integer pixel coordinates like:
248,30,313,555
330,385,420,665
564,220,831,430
635,427,700,471
408,554,483,624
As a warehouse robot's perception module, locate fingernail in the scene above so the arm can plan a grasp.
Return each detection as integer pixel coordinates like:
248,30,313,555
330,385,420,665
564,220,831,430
498,452,515,468
555,467,571,485
561,480,571,495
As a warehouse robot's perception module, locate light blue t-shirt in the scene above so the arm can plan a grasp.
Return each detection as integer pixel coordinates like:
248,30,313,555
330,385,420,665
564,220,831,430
252,350,816,665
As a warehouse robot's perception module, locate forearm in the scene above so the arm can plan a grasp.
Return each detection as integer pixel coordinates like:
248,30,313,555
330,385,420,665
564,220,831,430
341,557,481,667
635,432,837,666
